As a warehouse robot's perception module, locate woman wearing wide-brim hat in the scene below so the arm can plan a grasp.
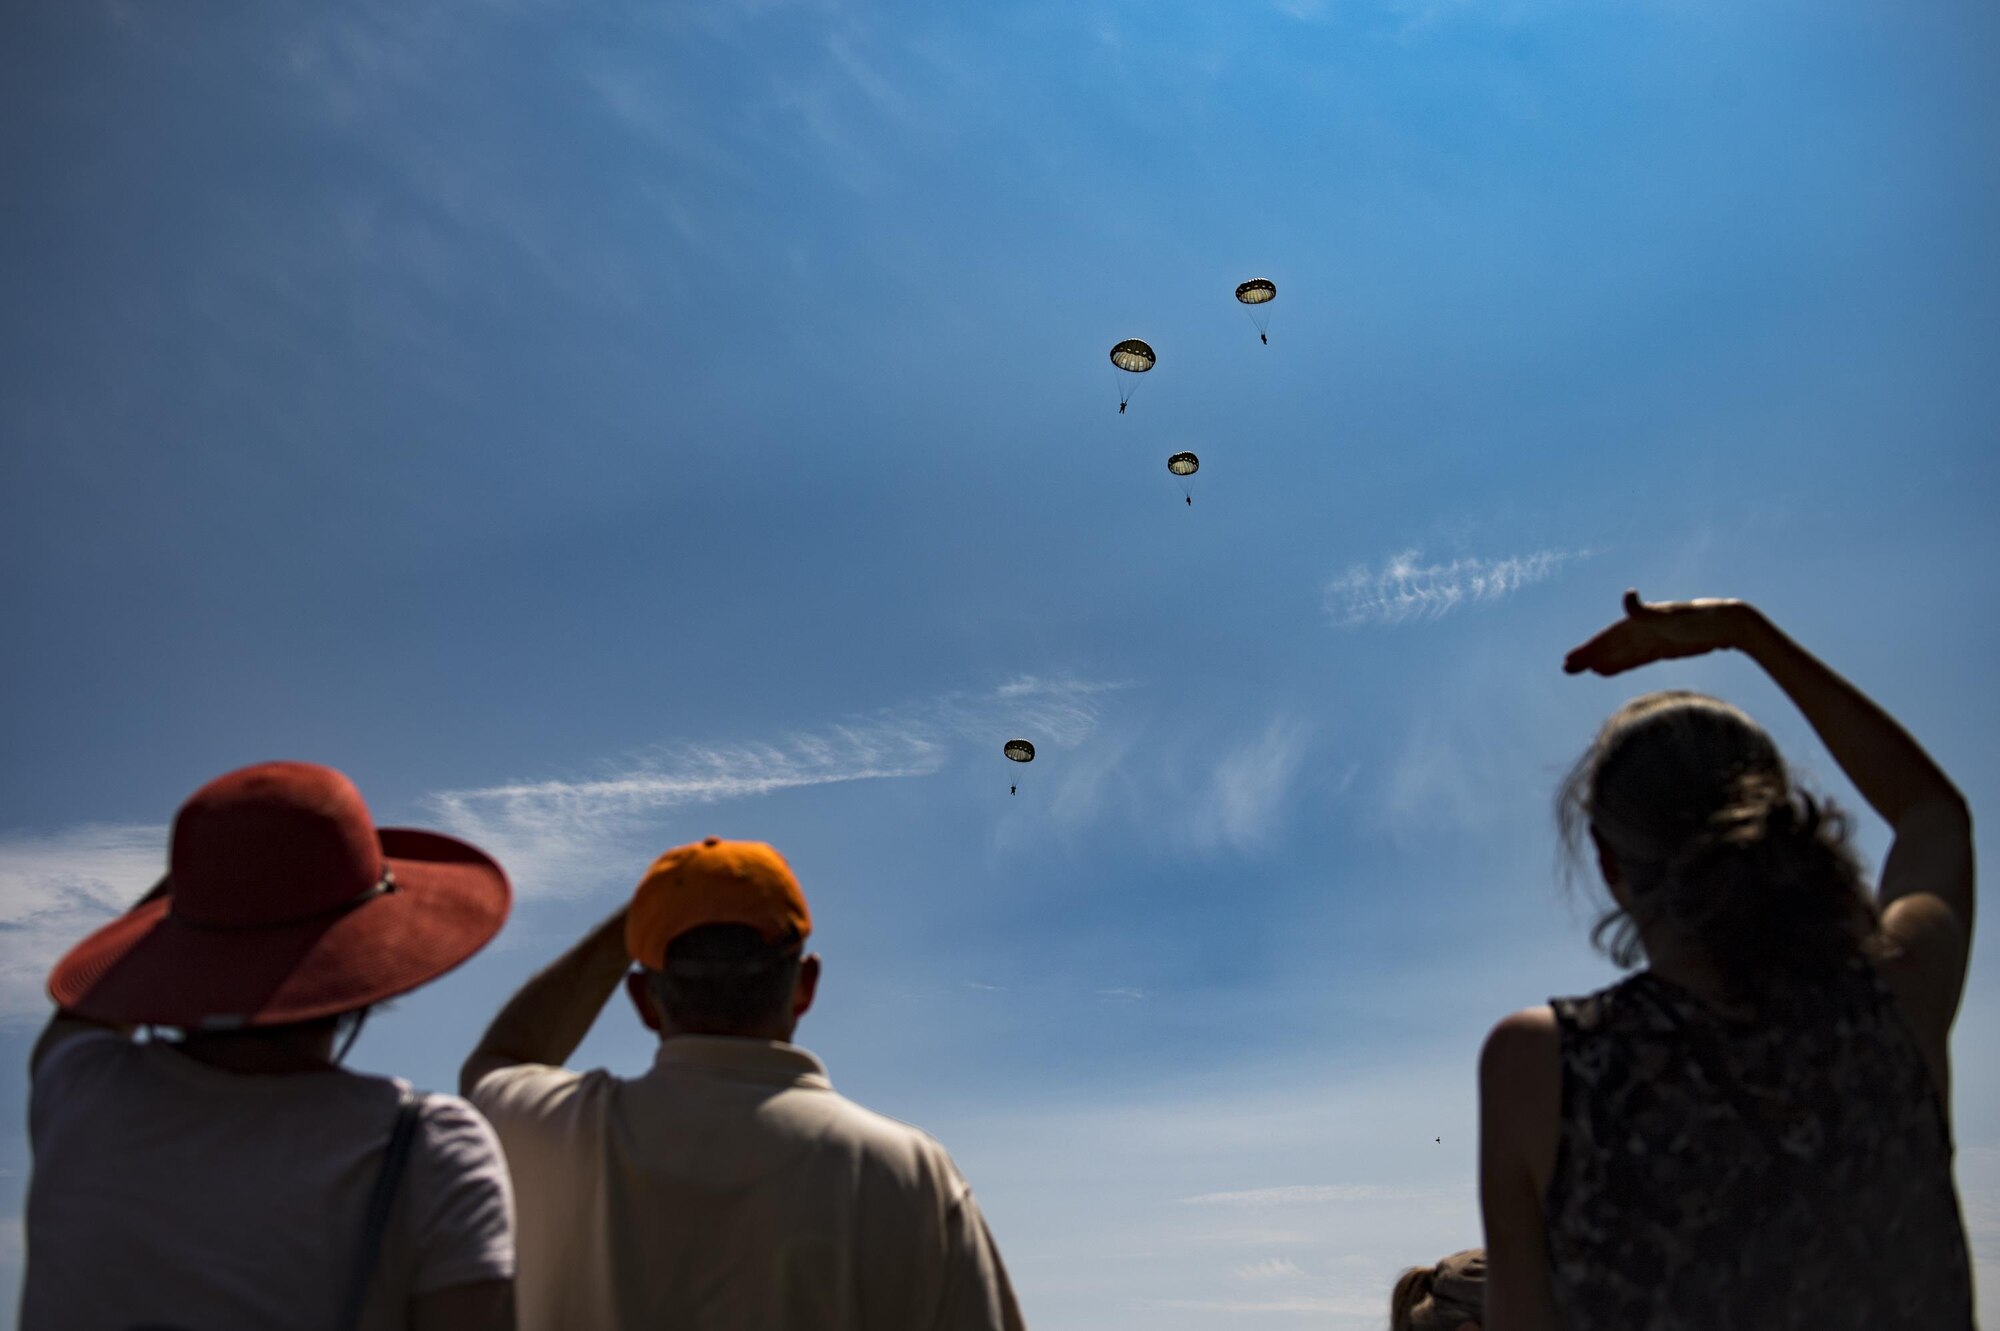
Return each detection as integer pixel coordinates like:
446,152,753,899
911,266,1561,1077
24,761,517,1331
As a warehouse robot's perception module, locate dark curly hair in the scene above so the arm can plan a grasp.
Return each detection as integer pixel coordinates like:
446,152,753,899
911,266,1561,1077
1559,690,1881,1003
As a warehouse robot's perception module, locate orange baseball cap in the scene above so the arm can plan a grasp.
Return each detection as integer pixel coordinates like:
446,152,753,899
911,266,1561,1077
626,836,812,969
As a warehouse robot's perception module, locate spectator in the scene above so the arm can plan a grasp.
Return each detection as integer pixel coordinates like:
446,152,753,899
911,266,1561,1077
1391,1248,1484,1331
462,836,1026,1330
24,761,517,1331
1478,593,1976,1330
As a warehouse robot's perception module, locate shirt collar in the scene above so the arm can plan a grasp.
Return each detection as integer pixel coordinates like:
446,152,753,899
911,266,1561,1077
651,1035,832,1089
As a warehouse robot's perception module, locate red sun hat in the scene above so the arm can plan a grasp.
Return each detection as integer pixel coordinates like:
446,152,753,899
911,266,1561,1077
48,761,511,1030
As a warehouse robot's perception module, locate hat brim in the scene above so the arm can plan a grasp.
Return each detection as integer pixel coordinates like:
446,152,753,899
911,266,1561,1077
48,829,510,1029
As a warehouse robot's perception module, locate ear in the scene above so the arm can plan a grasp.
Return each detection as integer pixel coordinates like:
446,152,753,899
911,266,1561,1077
792,954,821,1022
625,969,663,1034
1589,825,1624,889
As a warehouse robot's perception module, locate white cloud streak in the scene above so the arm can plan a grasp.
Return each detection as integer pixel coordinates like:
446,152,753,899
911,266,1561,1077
1027,713,1316,863
1233,1256,1307,1281
0,676,1122,1018
417,674,1120,898
1186,718,1312,853
424,734,941,900
0,825,167,1026
1324,547,1587,628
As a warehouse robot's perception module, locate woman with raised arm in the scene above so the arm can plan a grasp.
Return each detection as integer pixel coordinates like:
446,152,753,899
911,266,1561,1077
1478,592,1976,1331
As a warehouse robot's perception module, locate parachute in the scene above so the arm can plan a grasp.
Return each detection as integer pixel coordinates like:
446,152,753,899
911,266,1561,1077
1003,738,1035,795
1235,279,1276,343
1168,451,1199,506
1109,339,1154,412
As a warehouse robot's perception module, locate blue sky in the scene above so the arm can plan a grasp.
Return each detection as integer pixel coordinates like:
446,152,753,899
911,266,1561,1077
3,0,1997,1324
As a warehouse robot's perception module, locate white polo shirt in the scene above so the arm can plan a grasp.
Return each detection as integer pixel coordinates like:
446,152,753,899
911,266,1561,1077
471,1037,1025,1331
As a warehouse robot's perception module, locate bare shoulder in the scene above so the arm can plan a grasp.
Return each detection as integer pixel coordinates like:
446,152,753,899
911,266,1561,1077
1478,1007,1563,1329
1481,1006,1560,1088
1879,891,1971,975
1876,796,1975,1018
1480,1006,1562,1193
1874,893,1967,1095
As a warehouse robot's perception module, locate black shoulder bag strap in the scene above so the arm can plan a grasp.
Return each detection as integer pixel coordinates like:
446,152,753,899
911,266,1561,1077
337,1088,424,1331
1631,982,1873,1266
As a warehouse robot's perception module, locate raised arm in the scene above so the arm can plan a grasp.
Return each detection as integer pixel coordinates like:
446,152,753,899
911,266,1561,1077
1721,607,1957,820
1566,591,1975,1036
459,906,630,1097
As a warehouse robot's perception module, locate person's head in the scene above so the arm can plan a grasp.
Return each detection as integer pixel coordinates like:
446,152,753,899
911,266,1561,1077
48,762,511,1059
622,837,818,1042
1391,1247,1484,1331
1559,690,1878,1001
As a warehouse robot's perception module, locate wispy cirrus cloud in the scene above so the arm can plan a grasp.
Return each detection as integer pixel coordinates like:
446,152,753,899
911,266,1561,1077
0,824,166,1025
425,674,1121,897
1185,718,1312,853
1324,547,1588,628
424,733,941,900
1031,714,1314,861
1233,1257,1308,1281
0,676,1124,1017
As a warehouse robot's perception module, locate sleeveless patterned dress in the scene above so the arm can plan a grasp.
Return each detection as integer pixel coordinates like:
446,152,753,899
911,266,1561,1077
1545,964,1974,1330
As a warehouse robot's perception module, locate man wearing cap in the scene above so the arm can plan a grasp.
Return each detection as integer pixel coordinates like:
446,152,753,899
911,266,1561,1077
25,761,517,1331
462,836,1026,1330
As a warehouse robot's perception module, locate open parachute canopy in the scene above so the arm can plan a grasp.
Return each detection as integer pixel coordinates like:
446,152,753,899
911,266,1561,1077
1108,339,1156,373
1235,279,1277,305
1167,452,1199,477
1003,739,1036,763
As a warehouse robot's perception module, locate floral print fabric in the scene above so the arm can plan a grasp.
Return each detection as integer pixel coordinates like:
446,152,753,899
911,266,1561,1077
1544,965,1973,1330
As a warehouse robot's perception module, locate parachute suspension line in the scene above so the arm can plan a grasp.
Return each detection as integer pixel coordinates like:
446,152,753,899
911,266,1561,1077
1166,451,1199,507
1003,738,1034,798
1235,279,1276,344
1109,339,1155,414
